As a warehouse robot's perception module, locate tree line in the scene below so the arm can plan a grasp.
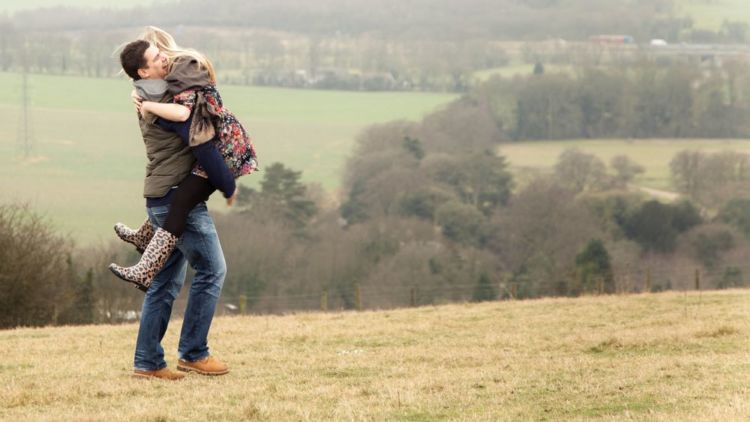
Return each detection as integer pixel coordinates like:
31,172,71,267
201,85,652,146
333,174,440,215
478,60,750,140
3,0,728,42
0,23,508,92
3,0,750,92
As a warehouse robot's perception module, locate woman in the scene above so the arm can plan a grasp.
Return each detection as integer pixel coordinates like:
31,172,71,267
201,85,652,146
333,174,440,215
110,27,258,291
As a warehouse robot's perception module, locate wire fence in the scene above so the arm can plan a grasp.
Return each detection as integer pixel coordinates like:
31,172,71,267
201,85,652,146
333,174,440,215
153,261,750,319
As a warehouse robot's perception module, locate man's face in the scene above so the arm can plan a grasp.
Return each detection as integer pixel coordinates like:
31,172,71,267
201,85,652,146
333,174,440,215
137,45,168,80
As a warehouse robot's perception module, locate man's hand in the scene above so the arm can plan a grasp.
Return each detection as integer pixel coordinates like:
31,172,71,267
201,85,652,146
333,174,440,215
131,89,143,115
226,187,239,207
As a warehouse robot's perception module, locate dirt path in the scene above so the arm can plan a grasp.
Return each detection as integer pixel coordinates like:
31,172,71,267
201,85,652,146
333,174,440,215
629,184,682,202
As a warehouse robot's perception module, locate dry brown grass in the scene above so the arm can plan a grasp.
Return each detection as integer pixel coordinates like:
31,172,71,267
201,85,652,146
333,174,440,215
1,289,749,421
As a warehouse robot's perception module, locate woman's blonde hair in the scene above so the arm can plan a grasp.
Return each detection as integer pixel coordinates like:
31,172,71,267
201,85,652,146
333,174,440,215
140,26,217,83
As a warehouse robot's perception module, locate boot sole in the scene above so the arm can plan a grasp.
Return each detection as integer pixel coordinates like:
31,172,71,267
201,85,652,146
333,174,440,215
176,365,229,376
132,372,185,381
109,266,149,293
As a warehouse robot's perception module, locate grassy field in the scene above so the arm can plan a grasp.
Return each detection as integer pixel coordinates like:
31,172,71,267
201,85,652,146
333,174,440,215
498,138,750,191
0,72,456,243
1,289,749,420
675,0,750,30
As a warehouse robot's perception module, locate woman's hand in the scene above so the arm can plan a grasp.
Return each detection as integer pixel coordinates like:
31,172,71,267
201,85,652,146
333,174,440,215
131,89,143,115
226,187,239,207
140,101,151,114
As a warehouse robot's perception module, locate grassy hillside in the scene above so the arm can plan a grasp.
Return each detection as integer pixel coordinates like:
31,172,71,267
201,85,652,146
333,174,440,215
0,72,455,243
499,138,750,191
1,289,748,420
675,0,750,30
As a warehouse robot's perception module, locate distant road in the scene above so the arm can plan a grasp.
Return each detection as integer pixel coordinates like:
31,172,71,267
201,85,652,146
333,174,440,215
629,184,681,202
643,43,750,58
586,41,750,58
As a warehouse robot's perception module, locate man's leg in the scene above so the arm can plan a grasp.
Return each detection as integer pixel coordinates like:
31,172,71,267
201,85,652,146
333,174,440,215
133,206,188,372
174,203,227,366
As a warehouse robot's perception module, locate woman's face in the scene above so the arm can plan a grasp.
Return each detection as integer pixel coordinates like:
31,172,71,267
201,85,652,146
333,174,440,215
138,45,168,80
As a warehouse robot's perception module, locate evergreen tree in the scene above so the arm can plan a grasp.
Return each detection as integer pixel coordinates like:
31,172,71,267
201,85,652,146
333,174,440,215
77,269,95,324
239,162,317,229
402,136,425,160
574,239,614,294
472,273,496,302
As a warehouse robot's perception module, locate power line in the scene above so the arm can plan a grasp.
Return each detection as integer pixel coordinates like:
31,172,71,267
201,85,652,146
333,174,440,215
17,40,34,159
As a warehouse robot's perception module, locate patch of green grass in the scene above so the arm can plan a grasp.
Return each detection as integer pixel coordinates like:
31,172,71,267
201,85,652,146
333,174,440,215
320,367,378,379
391,409,453,421
498,138,750,191
675,0,750,30
576,396,663,418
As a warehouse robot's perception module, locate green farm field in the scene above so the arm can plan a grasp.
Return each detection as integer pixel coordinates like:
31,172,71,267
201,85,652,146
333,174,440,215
675,0,750,30
498,138,750,191
1,289,749,420
0,72,456,243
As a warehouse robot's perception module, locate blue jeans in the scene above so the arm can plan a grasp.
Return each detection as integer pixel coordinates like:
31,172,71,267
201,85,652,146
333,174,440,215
133,202,227,371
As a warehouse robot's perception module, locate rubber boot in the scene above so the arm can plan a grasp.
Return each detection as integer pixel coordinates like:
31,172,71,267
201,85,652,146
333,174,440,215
109,228,178,292
114,218,154,254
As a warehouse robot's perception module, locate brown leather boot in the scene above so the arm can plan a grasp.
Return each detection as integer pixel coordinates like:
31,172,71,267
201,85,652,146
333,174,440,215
177,356,229,376
114,217,154,253
133,367,185,380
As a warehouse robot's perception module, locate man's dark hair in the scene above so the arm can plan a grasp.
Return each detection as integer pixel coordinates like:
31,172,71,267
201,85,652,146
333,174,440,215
120,40,150,80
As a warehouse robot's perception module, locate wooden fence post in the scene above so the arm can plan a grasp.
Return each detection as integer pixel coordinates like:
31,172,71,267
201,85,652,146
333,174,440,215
695,269,701,291
239,294,247,314
355,284,362,311
320,290,328,312
645,268,652,293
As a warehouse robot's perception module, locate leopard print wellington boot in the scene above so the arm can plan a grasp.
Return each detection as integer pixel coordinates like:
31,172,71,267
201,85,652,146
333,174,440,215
108,228,178,292
114,218,155,254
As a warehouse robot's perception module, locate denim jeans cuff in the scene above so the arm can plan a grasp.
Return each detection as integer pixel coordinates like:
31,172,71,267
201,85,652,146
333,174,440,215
134,362,167,372
178,352,209,362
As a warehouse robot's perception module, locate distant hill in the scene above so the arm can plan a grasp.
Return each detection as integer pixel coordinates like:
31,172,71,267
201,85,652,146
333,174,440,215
6,0,678,41
4,0,748,41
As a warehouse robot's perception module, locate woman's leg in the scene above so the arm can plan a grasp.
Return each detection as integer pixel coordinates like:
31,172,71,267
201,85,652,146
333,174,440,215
109,174,216,291
162,174,216,237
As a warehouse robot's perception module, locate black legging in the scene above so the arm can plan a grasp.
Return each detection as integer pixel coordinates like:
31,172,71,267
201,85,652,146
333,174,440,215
162,174,216,237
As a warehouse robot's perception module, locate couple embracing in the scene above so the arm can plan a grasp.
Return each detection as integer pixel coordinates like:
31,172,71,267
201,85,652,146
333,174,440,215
114,26,258,380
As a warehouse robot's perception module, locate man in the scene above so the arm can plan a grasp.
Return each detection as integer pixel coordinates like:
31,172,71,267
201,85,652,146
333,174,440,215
118,40,230,380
